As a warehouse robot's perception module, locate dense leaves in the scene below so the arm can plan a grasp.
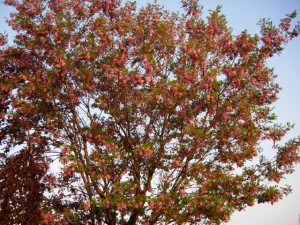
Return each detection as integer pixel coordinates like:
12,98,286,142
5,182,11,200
0,0,300,224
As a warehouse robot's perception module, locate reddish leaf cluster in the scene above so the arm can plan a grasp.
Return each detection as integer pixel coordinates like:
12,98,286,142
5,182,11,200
0,0,300,224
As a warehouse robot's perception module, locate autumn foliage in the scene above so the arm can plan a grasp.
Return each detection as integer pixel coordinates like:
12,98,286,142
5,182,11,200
1,0,300,224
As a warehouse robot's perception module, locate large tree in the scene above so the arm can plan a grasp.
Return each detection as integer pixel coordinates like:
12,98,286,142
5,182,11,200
0,0,300,224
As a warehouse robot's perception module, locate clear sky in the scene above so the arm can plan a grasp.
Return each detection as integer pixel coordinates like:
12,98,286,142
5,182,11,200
1,1,300,225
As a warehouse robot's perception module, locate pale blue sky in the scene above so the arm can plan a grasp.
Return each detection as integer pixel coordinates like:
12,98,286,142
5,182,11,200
1,1,300,225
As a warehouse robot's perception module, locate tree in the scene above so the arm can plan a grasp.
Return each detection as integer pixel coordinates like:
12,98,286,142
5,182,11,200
0,0,300,224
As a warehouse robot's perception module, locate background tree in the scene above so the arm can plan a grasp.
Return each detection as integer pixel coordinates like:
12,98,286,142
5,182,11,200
0,0,300,224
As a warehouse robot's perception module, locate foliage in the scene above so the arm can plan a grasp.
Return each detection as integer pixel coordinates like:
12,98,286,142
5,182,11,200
1,0,300,224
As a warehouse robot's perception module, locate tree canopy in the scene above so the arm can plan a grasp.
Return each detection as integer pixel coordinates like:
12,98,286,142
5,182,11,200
0,0,300,224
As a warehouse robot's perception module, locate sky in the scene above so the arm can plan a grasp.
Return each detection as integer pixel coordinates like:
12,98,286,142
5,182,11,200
1,1,300,225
